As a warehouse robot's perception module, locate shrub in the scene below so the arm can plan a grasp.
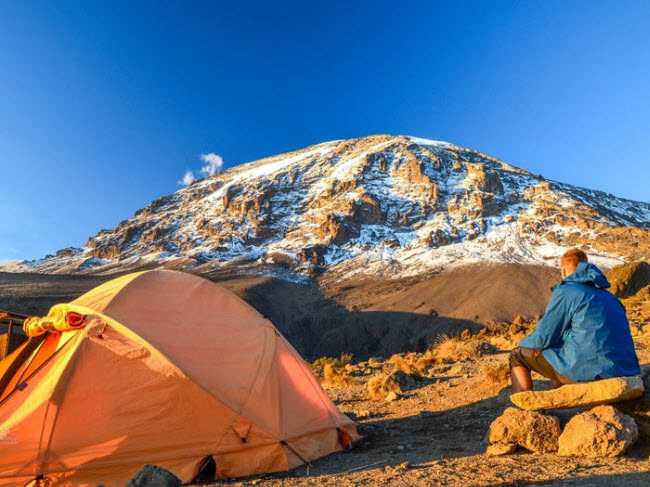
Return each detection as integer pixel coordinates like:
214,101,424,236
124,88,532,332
367,373,401,400
432,335,497,362
311,352,353,369
389,353,427,380
388,354,415,374
321,363,357,388
311,353,357,389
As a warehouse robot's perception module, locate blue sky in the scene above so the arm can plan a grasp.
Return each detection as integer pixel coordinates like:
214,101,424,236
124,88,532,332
1,1,649,262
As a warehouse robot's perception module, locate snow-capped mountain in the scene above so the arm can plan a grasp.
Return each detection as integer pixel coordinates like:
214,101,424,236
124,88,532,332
5,135,650,278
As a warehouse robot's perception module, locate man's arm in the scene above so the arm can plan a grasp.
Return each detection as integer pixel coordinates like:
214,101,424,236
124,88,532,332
519,289,572,350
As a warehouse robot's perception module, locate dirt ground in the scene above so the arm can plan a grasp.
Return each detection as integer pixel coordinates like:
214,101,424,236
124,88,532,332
196,343,650,487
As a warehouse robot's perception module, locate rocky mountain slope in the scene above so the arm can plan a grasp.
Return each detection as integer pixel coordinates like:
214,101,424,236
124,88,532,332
4,135,650,277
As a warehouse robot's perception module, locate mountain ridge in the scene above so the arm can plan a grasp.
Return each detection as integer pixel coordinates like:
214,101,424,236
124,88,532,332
4,134,649,277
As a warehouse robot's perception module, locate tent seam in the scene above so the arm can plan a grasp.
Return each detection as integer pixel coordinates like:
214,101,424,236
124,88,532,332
32,331,86,478
212,322,279,450
279,334,343,430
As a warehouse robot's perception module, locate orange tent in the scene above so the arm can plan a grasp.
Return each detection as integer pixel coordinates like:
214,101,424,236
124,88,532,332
0,270,358,486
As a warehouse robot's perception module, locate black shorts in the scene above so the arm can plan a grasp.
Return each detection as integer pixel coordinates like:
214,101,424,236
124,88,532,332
509,347,575,385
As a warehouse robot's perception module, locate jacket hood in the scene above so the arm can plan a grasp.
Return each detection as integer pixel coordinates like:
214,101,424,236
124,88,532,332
559,261,611,289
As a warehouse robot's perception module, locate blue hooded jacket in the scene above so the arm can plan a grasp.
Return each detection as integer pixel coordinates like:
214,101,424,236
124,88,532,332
519,261,640,381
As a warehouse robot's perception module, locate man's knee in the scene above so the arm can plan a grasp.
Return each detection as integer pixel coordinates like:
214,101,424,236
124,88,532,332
509,347,528,370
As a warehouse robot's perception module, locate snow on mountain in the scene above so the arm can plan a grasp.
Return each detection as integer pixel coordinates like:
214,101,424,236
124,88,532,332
4,135,649,278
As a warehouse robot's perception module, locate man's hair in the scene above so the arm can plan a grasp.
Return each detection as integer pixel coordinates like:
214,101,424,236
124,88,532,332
561,248,588,272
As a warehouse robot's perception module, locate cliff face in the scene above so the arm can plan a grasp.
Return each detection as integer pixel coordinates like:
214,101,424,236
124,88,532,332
5,135,650,277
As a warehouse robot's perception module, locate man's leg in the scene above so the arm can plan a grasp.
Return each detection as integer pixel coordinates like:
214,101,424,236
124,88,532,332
510,347,536,392
511,365,533,392
510,347,573,393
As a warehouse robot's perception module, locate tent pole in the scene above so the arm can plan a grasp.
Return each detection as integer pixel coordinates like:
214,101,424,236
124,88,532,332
3,319,12,357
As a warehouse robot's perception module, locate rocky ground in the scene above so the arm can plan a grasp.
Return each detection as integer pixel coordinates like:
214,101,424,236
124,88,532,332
193,335,650,487
198,262,650,486
2,261,650,485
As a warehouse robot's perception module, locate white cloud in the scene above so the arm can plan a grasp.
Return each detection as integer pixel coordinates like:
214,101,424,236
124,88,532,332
177,152,223,186
200,153,223,176
178,170,195,186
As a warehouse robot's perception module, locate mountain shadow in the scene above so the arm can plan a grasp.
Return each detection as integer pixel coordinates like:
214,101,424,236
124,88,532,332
236,276,480,361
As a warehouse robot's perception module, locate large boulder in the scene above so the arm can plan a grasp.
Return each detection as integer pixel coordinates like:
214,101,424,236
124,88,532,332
617,366,650,440
558,405,638,458
486,407,561,454
510,377,644,411
607,261,650,298
126,465,182,487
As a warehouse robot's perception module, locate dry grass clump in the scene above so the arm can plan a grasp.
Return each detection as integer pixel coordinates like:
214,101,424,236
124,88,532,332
432,335,464,362
311,353,358,389
486,332,526,351
367,373,401,400
388,353,424,380
367,369,421,400
389,354,415,374
321,363,358,388
414,349,439,370
311,352,353,369
477,317,537,349
431,335,497,362
481,362,510,388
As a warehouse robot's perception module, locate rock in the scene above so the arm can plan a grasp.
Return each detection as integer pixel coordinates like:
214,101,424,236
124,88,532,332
297,244,329,266
448,365,467,376
368,356,385,367
617,366,650,440
486,407,561,453
126,465,182,487
389,370,418,391
558,405,638,457
355,409,372,419
510,376,645,411
384,462,410,474
385,391,399,402
486,443,518,456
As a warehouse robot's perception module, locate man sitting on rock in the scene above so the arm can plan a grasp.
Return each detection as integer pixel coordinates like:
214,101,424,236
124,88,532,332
510,249,640,392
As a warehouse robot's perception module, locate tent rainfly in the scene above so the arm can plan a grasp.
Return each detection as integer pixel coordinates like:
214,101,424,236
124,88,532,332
0,270,358,486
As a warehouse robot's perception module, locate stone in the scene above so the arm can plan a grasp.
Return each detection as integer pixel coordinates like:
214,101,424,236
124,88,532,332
486,443,518,456
486,407,561,453
510,376,644,411
615,366,650,440
389,370,418,391
126,464,182,487
355,409,372,419
385,391,399,402
368,356,385,367
558,405,638,458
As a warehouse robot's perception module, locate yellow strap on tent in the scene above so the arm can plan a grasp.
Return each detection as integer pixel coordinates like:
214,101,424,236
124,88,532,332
23,304,88,337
